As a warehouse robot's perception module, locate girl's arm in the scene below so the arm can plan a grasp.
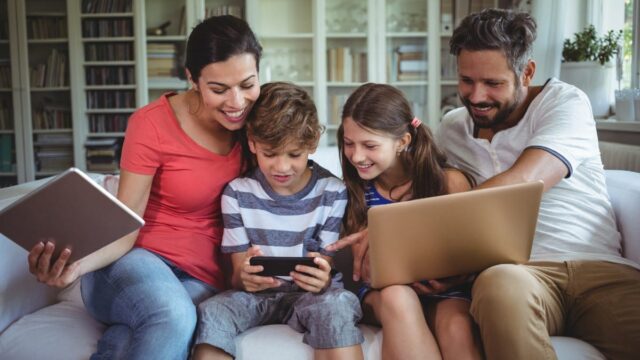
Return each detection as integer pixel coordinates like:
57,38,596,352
28,170,153,288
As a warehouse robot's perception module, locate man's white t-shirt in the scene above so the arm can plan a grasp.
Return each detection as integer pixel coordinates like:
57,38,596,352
438,78,638,269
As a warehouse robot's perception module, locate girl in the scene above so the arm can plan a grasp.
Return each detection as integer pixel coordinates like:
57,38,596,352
329,83,482,360
27,15,261,359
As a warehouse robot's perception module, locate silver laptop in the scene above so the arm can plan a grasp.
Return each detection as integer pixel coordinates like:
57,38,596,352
367,181,543,289
0,168,144,262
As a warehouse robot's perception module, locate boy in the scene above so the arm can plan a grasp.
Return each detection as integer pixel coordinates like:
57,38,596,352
193,82,364,360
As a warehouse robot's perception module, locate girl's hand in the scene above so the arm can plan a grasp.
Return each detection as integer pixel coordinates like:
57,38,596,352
290,253,332,293
240,246,281,292
410,274,474,295
325,228,369,282
28,240,81,288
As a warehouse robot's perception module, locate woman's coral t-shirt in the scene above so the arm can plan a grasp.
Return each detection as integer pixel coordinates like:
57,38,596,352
120,93,241,289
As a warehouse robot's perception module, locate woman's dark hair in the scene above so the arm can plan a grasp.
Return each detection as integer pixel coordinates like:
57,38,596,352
185,15,262,82
338,83,451,234
449,8,536,77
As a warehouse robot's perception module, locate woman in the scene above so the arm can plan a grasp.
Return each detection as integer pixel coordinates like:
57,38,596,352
27,15,261,359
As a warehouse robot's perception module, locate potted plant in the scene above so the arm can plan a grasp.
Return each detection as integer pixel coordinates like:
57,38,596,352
560,25,622,117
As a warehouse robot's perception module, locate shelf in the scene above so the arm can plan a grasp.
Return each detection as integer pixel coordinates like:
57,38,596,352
0,129,15,134
30,86,70,92
0,172,18,176
82,37,135,42
327,82,365,87
85,108,136,114
386,32,428,38
596,120,640,132
28,38,68,44
441,79,457,85
85,85,136,90
0,88,12,92
0,40,9,44
87,132,126,137
326,33,367,38
26,12,65,17
32,128,73,134
391,80,429,86
84,61,135,66
80,13,134,18
148,77,189,90
259,33,313,39
147,35,187,42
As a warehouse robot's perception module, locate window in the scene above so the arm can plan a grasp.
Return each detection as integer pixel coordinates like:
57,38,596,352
622,0,639,89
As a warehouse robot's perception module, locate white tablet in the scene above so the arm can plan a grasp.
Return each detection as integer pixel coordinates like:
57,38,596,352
0,168,144,262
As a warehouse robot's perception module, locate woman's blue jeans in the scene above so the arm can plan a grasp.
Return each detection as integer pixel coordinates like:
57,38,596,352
81,248,217,360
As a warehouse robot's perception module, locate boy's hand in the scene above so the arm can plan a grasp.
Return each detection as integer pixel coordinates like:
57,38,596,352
240,246,281,292
290,252,331,293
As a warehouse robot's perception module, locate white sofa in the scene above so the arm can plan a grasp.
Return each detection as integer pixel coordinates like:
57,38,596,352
1,146,638,359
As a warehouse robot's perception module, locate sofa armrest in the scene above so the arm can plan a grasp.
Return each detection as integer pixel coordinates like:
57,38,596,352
605,170,640,264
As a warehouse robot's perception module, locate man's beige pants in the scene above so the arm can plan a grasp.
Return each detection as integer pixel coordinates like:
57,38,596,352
470,261,640,360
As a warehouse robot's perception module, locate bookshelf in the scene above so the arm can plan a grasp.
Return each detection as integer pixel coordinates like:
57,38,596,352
3,0,502,185
77,0,135,173
10,0,83,182
0,0,22,187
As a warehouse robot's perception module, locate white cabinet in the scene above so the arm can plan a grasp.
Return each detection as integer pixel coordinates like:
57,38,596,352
3,0,500,184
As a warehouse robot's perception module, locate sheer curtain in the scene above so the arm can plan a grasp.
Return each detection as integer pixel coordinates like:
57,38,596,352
530,0,568,85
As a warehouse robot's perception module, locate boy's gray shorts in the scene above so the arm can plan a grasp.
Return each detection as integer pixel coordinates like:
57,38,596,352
195,282,364,356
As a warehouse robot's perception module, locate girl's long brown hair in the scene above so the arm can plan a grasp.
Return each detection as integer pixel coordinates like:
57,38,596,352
338,83,453,234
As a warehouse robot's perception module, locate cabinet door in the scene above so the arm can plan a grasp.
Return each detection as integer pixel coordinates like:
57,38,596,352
141,0,190,105
324,0,376,146
79,0,135,174
378,0,431,126
16,0,76,181
0,0,23,187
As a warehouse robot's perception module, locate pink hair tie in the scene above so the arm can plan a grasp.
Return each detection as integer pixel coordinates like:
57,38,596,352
411,117,422,128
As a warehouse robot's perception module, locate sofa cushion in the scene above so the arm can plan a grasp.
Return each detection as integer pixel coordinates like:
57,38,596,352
0,300,105,360
605,170,640,263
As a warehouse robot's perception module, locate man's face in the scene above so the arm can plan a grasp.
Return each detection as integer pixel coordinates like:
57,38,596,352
457,49,526,129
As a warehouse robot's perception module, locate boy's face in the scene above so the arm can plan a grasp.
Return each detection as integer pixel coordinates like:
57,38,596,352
249,140,315,196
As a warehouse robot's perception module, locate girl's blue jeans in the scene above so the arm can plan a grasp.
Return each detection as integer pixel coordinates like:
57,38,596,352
81,247,217,360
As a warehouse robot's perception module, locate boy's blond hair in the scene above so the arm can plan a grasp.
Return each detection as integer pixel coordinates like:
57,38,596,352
246,82,324,150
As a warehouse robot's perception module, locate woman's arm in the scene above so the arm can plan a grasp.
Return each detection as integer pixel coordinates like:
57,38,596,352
28,170,154,288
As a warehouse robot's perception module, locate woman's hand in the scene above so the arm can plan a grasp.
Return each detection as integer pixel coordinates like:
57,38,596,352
325,228,369,282
290,252,332,293
28,240,81,288
410,274,474,296
239,246,281,292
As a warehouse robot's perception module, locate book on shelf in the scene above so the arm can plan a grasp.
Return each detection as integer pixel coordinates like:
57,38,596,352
0,133,13,172
32,104,71,130
329,94,349,125
0,64,12,87
34,133,73,146
0,98,12,130
82,0,133,14
205,5,243,19
394,45,427,81
85,137,122,172
27,15,67,39
30,48,67,88
327,47,367,83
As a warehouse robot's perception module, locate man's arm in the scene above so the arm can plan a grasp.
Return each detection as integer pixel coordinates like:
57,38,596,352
477,148,568,192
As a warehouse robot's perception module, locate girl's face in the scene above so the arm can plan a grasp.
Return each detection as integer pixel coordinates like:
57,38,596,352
342,117,408,181
192,53,260,131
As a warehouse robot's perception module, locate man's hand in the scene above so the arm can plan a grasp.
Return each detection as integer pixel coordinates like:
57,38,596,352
28,240,81,288
325,229,369,281
239,246,281,292
290,252,332,293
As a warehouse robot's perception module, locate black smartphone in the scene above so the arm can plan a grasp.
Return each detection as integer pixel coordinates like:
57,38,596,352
250,256,318,277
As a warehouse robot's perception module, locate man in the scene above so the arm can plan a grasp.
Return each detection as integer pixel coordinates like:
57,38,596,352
437,8,640,360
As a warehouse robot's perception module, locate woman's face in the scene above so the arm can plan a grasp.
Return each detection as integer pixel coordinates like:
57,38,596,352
193,53,260,131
